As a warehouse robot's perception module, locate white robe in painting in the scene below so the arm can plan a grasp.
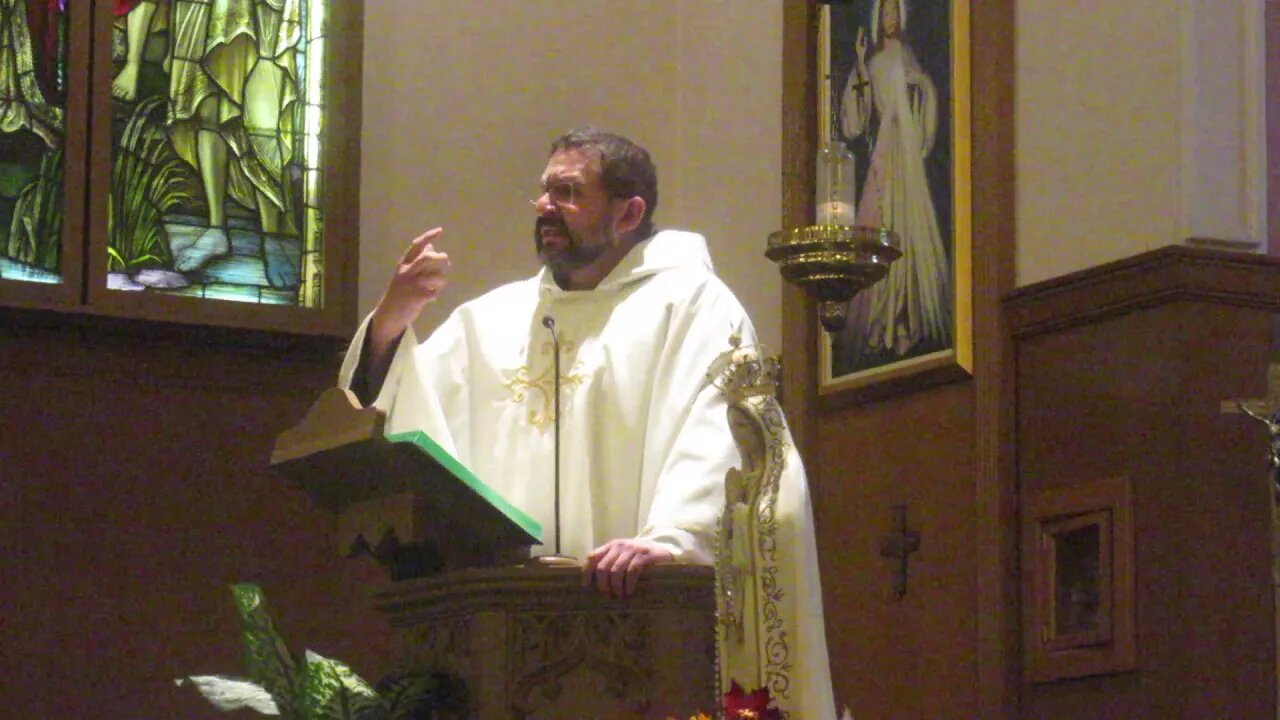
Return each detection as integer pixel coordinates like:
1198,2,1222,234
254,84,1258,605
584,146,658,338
841,21,952,359
338,230,835,715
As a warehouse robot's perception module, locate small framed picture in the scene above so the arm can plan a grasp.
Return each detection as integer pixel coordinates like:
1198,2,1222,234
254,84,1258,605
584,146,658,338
1022,477,1136,682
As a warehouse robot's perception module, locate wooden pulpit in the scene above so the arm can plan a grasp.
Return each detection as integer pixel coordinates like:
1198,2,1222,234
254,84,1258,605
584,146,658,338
376,564,715,719
270,388,717,719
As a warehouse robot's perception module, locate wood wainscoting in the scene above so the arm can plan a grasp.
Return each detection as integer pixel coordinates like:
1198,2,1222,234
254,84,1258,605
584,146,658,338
1006,246,1280,719
0,307,396,718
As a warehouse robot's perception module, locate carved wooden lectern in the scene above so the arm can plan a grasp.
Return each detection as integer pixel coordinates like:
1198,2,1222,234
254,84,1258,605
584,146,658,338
271,388,717,719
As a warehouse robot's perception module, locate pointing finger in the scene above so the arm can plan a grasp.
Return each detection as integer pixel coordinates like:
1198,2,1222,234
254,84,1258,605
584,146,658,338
407,248,450,276
400,227,444,264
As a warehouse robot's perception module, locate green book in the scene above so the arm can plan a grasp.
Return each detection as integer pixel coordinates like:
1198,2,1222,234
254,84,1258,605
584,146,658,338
271,389,542,571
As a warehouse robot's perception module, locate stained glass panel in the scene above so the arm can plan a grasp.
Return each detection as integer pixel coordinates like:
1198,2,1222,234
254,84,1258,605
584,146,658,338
107,0,327,307
0,0,67,284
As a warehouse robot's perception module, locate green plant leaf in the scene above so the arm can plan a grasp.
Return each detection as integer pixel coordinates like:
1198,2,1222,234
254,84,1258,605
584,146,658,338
299,650,387,720
378,673,459,720
175,675,280,715
231,584,301,719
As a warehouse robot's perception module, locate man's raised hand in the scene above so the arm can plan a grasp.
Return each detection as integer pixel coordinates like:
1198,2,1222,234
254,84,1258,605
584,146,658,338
369,227,451,367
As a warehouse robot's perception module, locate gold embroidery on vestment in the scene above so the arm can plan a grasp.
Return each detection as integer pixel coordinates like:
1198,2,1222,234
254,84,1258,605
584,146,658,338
504,339,584,430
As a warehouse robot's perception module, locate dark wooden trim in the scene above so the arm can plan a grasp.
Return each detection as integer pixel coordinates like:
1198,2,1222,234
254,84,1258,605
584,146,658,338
1268,0,1280,259
1005,246,1280,339
971,0,1020,716
0,303,348,391
0,1,91,308
84,0,111,305
324,0,363,333
780,0,819,461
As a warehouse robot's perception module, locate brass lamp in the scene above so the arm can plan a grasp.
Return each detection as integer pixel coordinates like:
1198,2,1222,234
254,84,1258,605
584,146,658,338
765,224,900,333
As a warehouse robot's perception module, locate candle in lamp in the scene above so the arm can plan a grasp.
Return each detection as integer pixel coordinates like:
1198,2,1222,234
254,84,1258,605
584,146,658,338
815,141,858,227
816,200,856,226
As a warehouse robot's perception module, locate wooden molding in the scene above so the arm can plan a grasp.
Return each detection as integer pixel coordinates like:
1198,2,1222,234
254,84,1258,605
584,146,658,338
0,304,346,393
1005,246,1280,339
779,0,818,461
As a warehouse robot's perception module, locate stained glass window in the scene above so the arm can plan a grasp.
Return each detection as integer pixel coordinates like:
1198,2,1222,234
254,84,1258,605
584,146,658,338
106,0,328,307
0,0,67,285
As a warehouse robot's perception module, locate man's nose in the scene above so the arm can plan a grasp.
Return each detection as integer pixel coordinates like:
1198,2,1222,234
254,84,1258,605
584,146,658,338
531,194,558,214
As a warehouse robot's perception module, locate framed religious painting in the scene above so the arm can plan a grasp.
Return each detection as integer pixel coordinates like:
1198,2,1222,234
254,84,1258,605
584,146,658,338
816,0,972,400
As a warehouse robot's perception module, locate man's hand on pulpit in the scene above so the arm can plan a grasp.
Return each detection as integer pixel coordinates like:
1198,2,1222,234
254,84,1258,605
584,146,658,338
583,538,673,598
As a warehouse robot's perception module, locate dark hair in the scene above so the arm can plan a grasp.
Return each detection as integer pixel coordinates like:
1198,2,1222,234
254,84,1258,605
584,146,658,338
550,128,658,239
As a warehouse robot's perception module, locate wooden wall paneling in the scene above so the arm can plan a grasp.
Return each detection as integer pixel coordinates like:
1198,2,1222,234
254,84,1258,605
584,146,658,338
0,308,396,718
1008,248,1280,719
814,384,978,719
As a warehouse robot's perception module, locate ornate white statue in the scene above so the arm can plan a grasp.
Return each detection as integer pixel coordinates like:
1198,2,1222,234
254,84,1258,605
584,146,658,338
707,335,836,719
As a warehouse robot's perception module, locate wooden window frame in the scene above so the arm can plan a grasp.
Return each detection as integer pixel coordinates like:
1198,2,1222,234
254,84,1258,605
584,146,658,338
0,0,362,338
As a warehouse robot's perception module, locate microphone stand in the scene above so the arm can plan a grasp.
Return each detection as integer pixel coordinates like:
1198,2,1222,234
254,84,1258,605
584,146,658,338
539,315,575,565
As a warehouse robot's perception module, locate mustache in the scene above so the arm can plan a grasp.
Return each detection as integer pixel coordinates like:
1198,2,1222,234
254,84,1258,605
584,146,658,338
536,216,569,235
534,216,571,253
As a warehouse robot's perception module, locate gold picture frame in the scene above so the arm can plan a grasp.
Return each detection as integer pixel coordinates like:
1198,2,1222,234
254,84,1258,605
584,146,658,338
816,0,973,401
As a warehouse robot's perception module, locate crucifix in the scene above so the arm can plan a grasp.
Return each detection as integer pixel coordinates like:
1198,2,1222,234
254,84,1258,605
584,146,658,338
1221,362,1280,476
1221,362,1280,586
880,504,921,601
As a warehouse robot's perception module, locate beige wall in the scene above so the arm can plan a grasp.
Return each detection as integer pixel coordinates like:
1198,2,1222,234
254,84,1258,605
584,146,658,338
1016,0,1267,286
359,1,785,348
363,0,1272,320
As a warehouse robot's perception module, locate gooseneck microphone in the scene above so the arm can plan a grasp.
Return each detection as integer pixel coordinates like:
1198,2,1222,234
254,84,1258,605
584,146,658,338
542,315,563,557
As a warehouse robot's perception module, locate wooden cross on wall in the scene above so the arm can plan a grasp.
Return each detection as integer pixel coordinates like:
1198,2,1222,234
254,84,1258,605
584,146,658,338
880,504,921,601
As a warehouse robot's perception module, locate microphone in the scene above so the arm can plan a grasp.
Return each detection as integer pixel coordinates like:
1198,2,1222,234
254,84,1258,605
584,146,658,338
542,315,563,557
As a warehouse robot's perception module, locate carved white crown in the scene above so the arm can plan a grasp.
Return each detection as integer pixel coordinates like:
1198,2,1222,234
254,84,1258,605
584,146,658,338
707,333,782,402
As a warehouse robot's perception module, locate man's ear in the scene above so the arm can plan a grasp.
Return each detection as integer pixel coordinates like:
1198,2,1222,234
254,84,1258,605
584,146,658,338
613,197,646,237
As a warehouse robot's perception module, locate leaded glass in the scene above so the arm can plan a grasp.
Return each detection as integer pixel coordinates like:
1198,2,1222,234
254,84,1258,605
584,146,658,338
0,0,66,284
107,0,328,307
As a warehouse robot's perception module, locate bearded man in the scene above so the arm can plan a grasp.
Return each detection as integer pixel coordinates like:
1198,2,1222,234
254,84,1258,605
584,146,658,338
343,128,764,598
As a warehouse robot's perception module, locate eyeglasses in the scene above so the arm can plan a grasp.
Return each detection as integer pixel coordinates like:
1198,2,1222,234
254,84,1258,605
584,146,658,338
531,180,581,210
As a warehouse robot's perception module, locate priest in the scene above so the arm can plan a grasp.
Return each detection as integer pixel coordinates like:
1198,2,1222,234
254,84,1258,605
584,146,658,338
341,128,793,601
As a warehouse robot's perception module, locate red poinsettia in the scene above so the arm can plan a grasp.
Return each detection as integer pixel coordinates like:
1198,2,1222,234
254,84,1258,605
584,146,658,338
722,680,782,720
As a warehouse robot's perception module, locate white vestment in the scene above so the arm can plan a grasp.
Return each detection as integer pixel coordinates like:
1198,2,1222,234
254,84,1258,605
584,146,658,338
338,230,834,715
